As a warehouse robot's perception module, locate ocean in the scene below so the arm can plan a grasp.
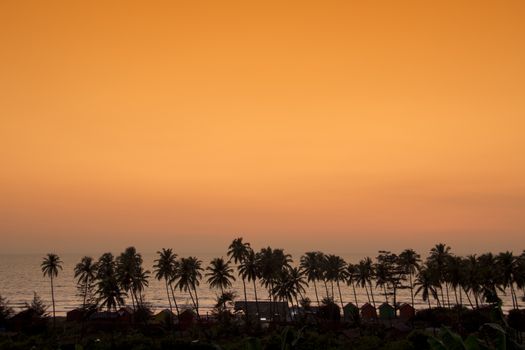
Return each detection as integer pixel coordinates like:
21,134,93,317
0,253,517,316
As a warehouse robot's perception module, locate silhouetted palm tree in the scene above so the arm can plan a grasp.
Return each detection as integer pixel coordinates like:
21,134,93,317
445,256,464,307
238,248,260,317
496,251,518,309
300,252,323,307
175,256,203,317
415,266,439,309
206,257,235,294
74,256,98,310
95,253,126,312
398,249,421,308
227,237,250,312
257,247,292,318
153,248,179,317
428,243,451,307
345,263,359,307
356,257,376,307
324,255,347,310
41,253,62,327
116,247,149,310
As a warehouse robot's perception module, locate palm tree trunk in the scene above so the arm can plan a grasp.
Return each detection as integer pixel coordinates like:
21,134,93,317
169,284,180,318
313,280,320,307
324,280,329,299
331,281,335,300
165,280,173,314
445,283,451,308
336,280,344,310
463,287,474,309
440,286,445,308
83,279,88,310
351,281,359,307
363,283,371,304
51,275,56,328
409,273,415,308
193,286,200,318
253,279,260,319
453,286,459,306
368,281,376,307
383,285,389,304
242,278,248,316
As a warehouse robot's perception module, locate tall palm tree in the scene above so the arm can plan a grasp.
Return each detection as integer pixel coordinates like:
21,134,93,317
227,237,251,312
238,249,260,317
257,247,292,318
356,257,376,307
428,243,451,307
446,256,464,307
300,252,323,307
206,257,236,294
95,252,126,312
324,255,347,310
175,256,203,317
345,263,359,307
414,266,439,309
153,248,179,317
74,256,98,310
41,253,63,327
116,247,149,310
496,251,518,309
398,249,421,308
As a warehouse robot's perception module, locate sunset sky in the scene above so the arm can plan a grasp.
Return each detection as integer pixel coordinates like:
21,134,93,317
1,1,524,255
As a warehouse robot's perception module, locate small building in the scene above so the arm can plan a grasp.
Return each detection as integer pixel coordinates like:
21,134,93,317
234,301,289,321
154,309,176,325
398,303,415,320
360,303,377,320
178,309,196,330
66,308,84,322
117,307,133,323
378,302,395,320
343,303,359,322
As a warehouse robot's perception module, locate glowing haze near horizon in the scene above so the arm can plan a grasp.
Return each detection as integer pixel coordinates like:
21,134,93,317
1,1,524,255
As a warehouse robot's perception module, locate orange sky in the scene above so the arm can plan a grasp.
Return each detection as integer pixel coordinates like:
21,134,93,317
1,1,524,255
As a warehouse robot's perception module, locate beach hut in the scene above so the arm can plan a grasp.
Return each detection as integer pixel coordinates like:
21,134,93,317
398,303,415,320
379,303,395,320
343,303,359,322
154,309,176,325
234,301,289,321
360,303,377,321
178,309,196,329
66,308,84,322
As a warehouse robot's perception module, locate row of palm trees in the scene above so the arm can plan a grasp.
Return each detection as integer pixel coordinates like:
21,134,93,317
40,240,525,325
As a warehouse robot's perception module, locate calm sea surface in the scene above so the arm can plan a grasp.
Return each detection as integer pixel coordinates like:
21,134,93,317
0,253,518,316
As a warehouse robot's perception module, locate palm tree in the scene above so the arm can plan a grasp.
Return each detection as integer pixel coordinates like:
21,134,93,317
446,256,464,307
496,251,518,309
257,247,292,318
345,263,359,307
206,257,236,294
227,237,250,312
74,256,98,310
41,253,63,327
238,249,261,317
300,252,323,307
324,255,347,310
175,256,203,317
116,247,149,310
355,257,376,307
398,249,421,308
428,243,452,307
153,248,179,317
414,266,439,309
95,252,126,312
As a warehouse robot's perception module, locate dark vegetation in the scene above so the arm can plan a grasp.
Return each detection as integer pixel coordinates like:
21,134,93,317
1,240,525,349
